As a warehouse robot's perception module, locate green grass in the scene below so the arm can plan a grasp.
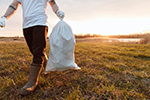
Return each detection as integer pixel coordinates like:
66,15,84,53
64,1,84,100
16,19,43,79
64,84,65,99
0,42,150,99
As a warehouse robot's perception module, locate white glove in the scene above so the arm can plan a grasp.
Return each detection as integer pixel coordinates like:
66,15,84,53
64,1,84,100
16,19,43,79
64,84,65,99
56,10,65,20
0,16,7,28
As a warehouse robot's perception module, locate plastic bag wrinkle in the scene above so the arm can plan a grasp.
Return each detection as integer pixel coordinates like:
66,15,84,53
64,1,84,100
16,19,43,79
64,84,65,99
45,20,80,72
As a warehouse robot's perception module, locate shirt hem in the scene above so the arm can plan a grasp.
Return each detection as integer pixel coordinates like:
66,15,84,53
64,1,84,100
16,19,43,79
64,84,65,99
23,24,49,29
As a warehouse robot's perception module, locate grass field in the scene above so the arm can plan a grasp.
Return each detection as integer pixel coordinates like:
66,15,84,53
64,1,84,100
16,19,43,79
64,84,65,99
0,42,150,99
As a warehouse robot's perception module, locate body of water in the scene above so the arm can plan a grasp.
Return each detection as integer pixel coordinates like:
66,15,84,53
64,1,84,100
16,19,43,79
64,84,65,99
108,38,144,43
76,37,145,43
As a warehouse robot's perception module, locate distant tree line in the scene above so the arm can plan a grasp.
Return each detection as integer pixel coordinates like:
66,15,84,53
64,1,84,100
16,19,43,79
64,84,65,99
108,33,150,38
74,32,150,39
74,33,102,38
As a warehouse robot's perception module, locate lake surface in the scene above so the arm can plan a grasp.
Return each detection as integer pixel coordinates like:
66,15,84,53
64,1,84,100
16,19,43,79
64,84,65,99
76,37,144,43
108,38,144,42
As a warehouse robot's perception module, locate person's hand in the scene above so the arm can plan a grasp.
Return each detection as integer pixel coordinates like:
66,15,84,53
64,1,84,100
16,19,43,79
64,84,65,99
0,16,7,28
56,10,65,20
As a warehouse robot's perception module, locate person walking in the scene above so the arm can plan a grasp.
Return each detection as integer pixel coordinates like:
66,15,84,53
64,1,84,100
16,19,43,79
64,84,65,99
0,0,64,96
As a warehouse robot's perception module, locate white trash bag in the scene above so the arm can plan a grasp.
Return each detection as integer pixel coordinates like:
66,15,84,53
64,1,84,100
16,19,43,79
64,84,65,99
45,20,81,72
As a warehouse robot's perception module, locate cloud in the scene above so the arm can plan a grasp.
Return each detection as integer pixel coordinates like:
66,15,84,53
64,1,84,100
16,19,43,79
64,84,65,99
56,0,150,21
1,0,150,36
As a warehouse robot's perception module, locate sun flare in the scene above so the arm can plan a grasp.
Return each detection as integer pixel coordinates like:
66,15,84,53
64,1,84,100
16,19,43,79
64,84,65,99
67,18,150,36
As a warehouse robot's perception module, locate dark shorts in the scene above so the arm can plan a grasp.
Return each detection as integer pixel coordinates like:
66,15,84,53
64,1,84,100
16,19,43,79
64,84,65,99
23,25,48,65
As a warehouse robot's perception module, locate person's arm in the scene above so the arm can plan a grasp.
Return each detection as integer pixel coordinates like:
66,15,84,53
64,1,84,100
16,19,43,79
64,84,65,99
4,0,20,19
0,0,20,28
49,0,59,14
49,0,65,20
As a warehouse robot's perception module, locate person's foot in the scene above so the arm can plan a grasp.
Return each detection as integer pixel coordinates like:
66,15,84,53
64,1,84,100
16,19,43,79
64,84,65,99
20,64,42,96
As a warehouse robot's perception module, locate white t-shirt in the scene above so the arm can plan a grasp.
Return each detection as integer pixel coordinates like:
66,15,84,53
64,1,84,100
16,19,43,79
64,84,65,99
17,0,51,29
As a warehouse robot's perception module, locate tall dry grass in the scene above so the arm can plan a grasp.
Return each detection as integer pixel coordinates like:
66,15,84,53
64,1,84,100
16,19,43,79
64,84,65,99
0,42,150,99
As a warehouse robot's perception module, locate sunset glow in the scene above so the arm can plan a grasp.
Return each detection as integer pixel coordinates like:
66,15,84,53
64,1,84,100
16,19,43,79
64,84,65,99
1,0,150,37
67,18,150,36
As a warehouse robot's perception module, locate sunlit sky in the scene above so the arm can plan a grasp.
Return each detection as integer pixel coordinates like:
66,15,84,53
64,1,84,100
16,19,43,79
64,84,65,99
0,0,150,37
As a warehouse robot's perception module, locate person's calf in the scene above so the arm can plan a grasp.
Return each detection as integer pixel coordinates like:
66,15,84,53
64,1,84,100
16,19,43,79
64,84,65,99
43,54,48,69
